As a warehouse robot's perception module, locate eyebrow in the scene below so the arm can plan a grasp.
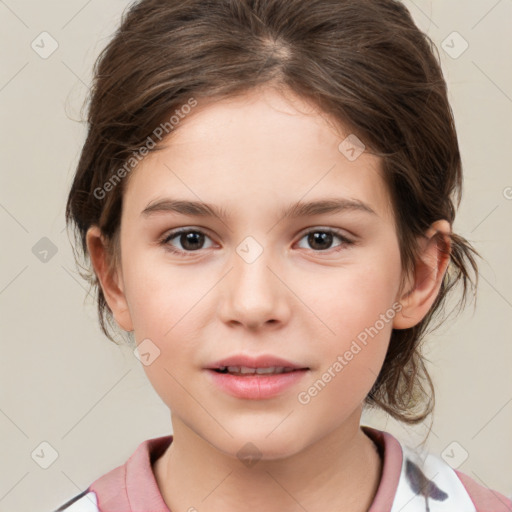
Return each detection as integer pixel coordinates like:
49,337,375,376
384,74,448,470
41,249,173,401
141,197,377,220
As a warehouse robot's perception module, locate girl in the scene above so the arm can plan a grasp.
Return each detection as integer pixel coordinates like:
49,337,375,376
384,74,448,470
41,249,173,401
57,0,511,511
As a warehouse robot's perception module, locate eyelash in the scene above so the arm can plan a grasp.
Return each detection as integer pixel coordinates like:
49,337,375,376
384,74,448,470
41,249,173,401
158,227,355,257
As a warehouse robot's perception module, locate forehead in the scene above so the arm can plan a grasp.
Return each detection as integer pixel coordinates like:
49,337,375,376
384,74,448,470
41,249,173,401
122,86,393,222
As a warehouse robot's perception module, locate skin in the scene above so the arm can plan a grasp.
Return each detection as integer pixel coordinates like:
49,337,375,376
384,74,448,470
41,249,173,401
87,85,451,512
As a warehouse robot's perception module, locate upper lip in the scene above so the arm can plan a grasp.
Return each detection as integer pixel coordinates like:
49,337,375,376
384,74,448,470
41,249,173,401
206,354,309,370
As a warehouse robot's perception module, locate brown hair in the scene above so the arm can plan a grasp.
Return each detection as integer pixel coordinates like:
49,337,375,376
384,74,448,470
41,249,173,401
65,0,480,427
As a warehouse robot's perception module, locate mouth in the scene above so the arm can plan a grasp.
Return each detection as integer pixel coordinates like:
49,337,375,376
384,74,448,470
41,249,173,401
212,366,307,376
206,354,310,375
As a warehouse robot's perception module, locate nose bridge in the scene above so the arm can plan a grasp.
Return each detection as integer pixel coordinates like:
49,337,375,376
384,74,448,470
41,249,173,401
219,235,285,327
233,235,277,299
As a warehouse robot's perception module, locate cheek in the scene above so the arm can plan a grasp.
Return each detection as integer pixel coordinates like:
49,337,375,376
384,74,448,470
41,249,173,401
123,249,211,338
296,252,401,341
295,270,397,420
292,248,401,391
122,253,212,401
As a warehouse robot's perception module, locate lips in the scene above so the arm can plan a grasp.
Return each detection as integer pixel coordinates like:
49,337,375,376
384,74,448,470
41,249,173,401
205,355,310,399
206,354,309,373
216,366,295,375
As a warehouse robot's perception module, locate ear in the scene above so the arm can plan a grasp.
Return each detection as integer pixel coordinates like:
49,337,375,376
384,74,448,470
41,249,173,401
86,225,134,332
393,220,451,330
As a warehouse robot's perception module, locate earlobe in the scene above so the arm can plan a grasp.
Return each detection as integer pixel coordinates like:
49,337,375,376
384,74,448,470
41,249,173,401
86,226,134,332
392,220,451,330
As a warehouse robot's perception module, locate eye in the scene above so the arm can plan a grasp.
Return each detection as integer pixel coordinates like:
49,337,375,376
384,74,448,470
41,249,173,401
296,228,354,253
160,228,214,256
159,227,355,257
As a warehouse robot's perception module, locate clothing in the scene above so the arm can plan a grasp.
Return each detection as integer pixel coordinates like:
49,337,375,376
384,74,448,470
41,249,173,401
53,425,512,512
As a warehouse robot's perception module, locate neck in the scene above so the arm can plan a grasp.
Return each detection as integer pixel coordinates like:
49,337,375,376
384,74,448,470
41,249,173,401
153,412,382,512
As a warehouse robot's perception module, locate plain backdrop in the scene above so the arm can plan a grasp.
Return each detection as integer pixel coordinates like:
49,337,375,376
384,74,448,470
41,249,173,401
1,1,511,511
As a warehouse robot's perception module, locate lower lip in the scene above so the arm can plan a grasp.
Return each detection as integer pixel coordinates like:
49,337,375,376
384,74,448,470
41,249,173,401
205,369,309,400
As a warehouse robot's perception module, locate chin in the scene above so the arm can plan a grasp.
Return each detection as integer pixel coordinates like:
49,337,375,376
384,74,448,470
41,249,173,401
214,431,307,465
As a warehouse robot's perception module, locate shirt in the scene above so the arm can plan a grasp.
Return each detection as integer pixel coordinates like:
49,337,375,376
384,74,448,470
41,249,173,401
53,425,512,512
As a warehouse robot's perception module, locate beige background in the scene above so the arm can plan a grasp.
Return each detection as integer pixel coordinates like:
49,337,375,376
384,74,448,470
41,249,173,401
1,1,511,511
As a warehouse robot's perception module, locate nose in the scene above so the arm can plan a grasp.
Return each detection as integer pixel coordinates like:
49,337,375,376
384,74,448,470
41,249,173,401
217,244,290,330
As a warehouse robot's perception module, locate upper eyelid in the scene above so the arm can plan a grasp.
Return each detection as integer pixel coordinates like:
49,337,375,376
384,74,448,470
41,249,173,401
297,226,353,238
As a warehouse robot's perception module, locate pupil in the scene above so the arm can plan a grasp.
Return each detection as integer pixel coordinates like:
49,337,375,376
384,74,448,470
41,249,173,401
182,232,203,250
309,232,332,250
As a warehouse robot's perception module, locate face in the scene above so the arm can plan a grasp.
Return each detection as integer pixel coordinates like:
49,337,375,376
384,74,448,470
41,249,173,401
109,86,406,459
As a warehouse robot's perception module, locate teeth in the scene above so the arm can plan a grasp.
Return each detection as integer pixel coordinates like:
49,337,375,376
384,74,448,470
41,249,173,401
256,367,283,374
220,366,294,375
239,366,257,374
